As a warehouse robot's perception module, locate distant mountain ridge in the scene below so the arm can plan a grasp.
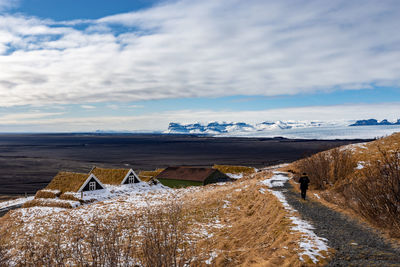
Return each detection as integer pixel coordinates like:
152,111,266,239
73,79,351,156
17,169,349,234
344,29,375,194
349,119,400,126
166,120,338,134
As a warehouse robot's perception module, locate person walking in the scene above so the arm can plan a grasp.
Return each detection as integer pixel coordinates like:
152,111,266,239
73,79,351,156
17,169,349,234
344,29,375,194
298,173,310,200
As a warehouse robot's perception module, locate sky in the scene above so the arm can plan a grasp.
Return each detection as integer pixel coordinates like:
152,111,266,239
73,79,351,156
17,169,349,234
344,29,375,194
0,0,400,132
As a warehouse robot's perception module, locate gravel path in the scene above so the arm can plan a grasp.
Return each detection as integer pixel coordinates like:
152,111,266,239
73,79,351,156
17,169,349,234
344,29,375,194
274,173,400,266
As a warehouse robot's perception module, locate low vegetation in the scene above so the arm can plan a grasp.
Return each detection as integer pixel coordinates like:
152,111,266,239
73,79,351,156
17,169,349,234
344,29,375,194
295,147,356,190
350,148,400,236
35,189,62,199
213,164,256,175
291,133,400,238
22,199,75,209
8,203,193,266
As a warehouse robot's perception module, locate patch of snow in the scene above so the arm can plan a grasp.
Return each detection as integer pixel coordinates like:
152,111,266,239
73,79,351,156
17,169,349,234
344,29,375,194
40,189,61,194
259,172,289,188
262,163,290,171
342,142,368,152
222,200,230,208
356,161,365,170
205,251,218,265
226,173,243,179
290,216,329,263
313,193,321,200
0,196,34,209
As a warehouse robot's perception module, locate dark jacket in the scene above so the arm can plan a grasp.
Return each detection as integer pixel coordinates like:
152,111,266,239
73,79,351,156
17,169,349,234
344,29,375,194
299,175,310,190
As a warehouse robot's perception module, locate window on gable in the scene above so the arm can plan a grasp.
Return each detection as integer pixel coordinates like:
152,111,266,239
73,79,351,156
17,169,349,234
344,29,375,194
89,181,96,191
128,175,135,184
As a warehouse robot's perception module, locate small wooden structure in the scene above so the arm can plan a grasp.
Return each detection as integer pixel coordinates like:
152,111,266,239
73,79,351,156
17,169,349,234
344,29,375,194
90,167,141,185
155,166,231,188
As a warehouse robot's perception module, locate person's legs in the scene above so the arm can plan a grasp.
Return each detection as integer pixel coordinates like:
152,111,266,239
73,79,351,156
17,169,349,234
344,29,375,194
301,189,306,200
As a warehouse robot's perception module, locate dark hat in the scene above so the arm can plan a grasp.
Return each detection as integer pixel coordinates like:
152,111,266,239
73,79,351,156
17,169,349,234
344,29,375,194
302,172,307,175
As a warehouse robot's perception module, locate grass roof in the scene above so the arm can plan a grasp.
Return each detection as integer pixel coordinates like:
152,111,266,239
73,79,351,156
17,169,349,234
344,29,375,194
155,167,218,182
138,168,164,182
46,172,90,193
90,167,130,185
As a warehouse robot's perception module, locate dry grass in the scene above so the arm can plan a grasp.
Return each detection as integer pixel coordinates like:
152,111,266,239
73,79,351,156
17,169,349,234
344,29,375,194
213,164,256,175
138,168,164,182
59,192,80,201
46,172,90,193
90,167,130,185
1,203,197,266
180,173,315,266
22,199,74,209
34,190,61,199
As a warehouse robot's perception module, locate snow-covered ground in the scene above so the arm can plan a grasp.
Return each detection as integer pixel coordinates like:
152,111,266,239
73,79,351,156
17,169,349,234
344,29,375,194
260,172,329,264
0,196,34,210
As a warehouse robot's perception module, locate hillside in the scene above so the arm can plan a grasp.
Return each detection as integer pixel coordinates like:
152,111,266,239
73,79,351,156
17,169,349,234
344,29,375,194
287,132,400,238
0,168,336,266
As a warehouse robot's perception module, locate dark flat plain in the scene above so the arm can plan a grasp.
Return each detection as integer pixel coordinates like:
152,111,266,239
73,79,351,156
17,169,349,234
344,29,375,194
0,133,367,195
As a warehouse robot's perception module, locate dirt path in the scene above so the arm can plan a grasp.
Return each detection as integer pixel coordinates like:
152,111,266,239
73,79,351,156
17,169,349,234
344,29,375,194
272,172,400,266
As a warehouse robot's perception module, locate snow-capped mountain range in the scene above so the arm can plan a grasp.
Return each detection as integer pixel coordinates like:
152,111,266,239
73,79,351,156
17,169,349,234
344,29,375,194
166,120,345,134
165,119,400,139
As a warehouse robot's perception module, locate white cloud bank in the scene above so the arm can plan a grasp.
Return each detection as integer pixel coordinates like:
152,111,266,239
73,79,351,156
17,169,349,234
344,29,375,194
0,0,400,107
1,103,399,132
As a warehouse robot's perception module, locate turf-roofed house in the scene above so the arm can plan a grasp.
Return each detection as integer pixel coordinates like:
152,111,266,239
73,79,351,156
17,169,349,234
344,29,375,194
154,166,232,188
90,167,141,185
35,172,106,200
48,172,105,193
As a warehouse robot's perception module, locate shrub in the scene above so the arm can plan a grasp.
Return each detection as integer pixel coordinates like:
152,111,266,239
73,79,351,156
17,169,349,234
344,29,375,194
296,152,331,189
351,148,400,236
139,202,194,267
296,148,356,190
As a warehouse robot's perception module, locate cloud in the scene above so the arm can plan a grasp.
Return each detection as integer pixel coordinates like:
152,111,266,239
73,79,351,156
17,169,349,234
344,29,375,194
0,112,64,123
0,0,400,107
0,103,399,132
0,0,18,11
129,104,144,108
81,105,96,109
106,104,119,110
